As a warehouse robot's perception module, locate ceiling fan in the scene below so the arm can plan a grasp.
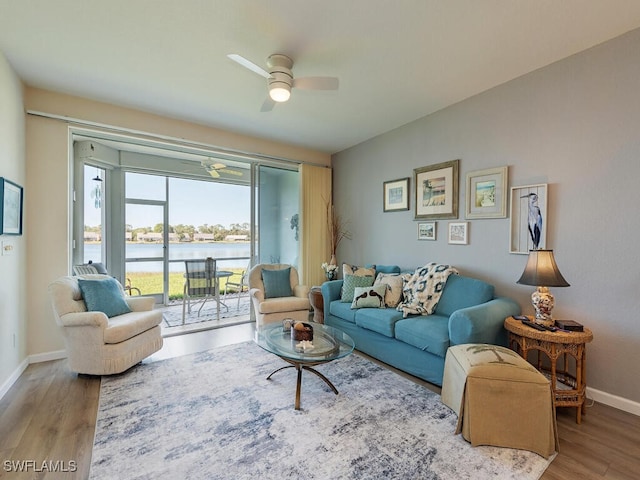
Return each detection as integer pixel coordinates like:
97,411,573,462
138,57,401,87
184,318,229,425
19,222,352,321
200,159,243,178
227,53,339,111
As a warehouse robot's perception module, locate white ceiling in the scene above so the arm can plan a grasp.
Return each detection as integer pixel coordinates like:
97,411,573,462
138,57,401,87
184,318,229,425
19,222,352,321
2,1,640,155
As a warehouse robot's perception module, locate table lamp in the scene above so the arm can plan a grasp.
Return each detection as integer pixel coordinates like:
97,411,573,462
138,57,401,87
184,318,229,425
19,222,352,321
516,249,570,326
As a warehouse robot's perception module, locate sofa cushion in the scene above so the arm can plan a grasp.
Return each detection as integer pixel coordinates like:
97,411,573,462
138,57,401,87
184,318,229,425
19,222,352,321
78,277,132,318
329,300,357,324
394,315,451,358
262,267,293,299
434,275,495,316
355,308,405,338
374,273,404,307
343,263,376,278
341,274,375,302
351,284,387,309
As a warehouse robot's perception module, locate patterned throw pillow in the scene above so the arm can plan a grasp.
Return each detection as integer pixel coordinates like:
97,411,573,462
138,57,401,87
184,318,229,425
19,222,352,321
373,273,404,308
341,274,375,303
351,284,387,309
342,263,376,278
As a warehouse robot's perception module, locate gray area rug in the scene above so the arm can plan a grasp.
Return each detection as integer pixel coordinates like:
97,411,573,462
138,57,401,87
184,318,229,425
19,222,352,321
90,342,553,479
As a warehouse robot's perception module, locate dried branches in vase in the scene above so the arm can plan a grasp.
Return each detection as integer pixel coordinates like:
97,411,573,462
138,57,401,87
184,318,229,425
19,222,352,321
326,201,352,263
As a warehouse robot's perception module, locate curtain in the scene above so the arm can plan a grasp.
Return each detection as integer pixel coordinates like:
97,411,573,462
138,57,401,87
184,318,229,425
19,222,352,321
299,164,332,287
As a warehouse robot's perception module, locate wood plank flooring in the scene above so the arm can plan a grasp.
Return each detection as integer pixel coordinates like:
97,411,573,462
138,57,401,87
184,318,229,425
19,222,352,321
1,323,638,479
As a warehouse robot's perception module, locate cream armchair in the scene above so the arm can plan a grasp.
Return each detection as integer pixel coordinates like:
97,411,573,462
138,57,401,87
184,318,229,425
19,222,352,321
248,264,310,328
48,274,163,375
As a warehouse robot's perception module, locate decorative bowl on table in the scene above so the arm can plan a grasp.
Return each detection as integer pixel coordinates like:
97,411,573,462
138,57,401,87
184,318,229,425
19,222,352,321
292,321,314,342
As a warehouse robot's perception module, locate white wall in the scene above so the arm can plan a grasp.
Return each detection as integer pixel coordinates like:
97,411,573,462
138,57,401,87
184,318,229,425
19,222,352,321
0,52,26,394
332,28,640,406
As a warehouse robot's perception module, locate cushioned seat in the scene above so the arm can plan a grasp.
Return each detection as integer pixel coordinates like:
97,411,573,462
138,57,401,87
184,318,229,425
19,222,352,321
395,315,450,357
441,343,558,458
355,308,404,338
248,263,310,327
48,274,163,375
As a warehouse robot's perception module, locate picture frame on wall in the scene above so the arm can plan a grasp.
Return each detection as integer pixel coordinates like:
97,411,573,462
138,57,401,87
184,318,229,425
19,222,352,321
414,159,459,219
417,221,436,240
383,177,410,212
509,183,547,254
465,166,508,219
0,177,24,236
448,221,468,244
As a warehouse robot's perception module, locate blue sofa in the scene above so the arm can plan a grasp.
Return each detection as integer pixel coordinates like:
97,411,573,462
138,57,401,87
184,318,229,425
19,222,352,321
321,265,521,386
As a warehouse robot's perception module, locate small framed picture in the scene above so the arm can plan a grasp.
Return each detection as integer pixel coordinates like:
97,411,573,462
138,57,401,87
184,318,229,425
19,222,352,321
448,222,468,244
0,177,24,235
465,166,508,219
417,222,436,240
383,177,410,212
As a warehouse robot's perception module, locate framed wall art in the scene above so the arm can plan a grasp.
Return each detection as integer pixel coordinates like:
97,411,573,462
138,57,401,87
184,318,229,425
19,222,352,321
417,221,436,240
414,159,459,219
465,166,508,219
448,221,468,244
0,177,24,236
509,183,547,254
383,177,410,212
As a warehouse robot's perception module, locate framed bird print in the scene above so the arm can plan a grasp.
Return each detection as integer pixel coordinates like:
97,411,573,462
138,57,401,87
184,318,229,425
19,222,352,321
509,184,547,254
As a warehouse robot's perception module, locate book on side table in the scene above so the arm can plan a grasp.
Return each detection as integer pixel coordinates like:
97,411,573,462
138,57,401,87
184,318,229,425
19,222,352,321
554,319,584,332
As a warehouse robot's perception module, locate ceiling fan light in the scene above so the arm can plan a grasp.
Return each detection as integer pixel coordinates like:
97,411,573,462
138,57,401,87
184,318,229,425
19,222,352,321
269,85,291,102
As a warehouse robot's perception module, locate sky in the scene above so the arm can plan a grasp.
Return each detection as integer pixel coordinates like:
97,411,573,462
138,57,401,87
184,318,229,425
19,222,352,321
84,170,250,229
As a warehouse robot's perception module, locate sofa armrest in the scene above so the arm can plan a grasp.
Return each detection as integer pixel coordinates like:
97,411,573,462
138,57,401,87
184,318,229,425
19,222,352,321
448,297,521,346
293,284,310,299
321,280,343,318
126,296,155,312
59,311,108,328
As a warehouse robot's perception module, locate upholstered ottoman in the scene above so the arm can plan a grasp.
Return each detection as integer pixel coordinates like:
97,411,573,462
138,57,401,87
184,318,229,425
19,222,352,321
441,343,558,458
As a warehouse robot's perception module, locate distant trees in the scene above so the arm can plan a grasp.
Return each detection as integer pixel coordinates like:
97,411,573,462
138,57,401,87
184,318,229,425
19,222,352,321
90,223,251,242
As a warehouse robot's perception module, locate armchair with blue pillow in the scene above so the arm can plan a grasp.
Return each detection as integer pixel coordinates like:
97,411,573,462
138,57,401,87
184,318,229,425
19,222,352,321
248,263,311,328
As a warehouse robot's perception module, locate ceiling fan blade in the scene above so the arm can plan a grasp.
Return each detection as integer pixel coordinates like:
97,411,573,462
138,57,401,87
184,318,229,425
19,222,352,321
227,54,270,78
260,97,276,112
293,76,339,90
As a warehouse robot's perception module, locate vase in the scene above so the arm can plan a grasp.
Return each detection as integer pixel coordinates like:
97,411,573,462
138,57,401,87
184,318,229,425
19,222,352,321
329,254,337,266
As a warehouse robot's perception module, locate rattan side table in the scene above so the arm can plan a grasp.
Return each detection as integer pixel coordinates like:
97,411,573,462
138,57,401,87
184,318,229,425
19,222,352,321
504,316,593,424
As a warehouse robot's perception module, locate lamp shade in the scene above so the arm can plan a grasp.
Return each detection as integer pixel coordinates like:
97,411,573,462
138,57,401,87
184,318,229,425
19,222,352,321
516,250,570,287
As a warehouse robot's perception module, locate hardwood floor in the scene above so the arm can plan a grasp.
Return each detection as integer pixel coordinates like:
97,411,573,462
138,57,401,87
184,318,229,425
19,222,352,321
1,323,638,479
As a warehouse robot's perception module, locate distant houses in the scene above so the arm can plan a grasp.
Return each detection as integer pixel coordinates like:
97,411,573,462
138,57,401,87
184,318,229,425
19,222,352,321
84,231,247,243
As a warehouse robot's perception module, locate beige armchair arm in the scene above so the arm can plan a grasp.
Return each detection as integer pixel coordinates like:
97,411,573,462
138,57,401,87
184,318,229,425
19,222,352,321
249,288,265,302
293,284,310,299
59,311,108,328
126,296,156,312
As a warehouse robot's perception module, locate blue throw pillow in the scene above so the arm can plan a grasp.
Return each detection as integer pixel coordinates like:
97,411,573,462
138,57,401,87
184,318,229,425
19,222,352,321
78,277,132,318
262,267,293,299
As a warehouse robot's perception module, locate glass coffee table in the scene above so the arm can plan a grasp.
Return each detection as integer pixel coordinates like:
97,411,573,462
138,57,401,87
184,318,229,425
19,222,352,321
255,321,355,410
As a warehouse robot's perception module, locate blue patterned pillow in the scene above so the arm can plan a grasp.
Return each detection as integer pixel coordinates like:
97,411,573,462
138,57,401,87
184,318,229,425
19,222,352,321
341,274,374,303
78,277,132,318
262,267,293,298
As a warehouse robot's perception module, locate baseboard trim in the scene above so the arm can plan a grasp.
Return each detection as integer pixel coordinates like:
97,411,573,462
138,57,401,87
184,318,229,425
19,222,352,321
0,357,29,401
29,349,67,364
587,387,640,417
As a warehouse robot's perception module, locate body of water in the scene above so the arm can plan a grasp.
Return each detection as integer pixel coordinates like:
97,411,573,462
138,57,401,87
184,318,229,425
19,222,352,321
84,242,251,272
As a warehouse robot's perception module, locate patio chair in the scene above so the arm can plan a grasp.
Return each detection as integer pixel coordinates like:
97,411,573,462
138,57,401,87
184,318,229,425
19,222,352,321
73,261,141,295
182,257,220,324
224,261,250,308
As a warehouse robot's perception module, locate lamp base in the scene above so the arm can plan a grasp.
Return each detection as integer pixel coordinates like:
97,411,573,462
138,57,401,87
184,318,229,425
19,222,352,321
531,286,555,327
